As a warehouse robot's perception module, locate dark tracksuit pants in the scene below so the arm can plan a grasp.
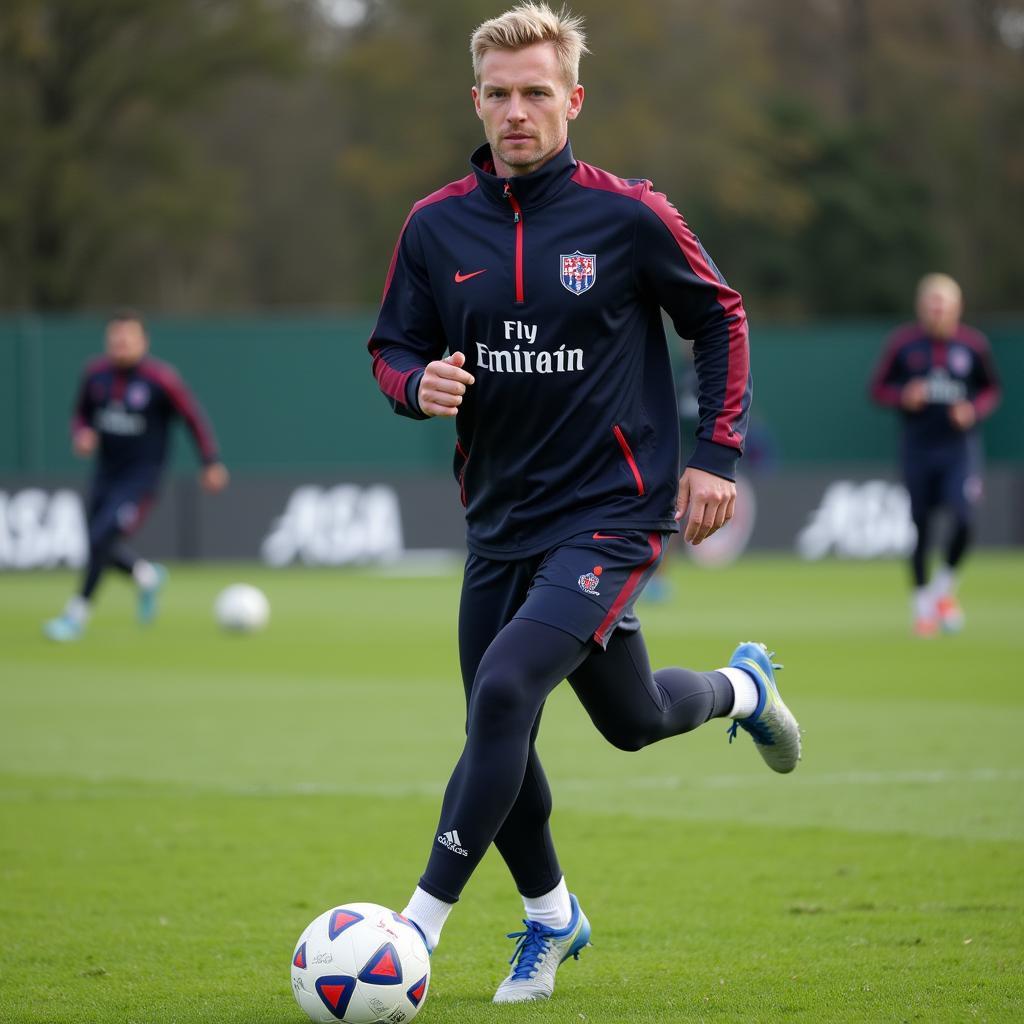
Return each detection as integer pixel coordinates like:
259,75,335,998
902,438,978,587
80,472,155,600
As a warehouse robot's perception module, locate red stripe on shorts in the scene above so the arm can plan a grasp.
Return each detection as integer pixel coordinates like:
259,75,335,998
593,533,662,646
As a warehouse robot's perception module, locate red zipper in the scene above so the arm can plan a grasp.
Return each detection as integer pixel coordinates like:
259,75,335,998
503,181,524,304
613,425,645,496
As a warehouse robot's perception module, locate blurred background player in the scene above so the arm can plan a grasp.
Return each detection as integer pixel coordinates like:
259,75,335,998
43,311,228,641
870,274,1001,635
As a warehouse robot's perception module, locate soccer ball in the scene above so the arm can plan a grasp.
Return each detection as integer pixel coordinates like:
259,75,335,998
291,903,430,1023
213,583,270,632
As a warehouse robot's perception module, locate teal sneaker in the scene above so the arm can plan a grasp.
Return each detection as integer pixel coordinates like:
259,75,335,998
137,564,167,625
43,614,84,643
493,894,591,1004
727,641,802,774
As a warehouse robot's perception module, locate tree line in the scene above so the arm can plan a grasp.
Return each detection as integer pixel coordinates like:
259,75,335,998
1,0,1021,316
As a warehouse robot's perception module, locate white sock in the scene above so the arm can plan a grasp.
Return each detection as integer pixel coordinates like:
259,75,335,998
133,560,158,589
719,666,759,719
402,887,452,951
931,566,955,600
523,876,572,929
914,586,934,620
65,595,90,626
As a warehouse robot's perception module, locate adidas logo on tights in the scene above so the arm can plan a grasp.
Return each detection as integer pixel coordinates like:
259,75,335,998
437,829,469,856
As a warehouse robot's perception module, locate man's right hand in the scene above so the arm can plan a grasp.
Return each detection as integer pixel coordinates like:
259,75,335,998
901,378,929,412
419,352,475,418
73,427,97,457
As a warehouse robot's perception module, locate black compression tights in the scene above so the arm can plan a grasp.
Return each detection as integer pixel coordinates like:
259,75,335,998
911,510,972,588
418,618,734,903
81,535,137,600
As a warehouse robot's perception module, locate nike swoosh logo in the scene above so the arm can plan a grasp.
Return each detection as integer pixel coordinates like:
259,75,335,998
454,269,487,283
593,532,625,540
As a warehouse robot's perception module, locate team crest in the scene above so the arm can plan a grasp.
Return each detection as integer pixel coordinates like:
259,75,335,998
578,572,600,595
561,251,596,295
948,346,970,376
126,382,150,409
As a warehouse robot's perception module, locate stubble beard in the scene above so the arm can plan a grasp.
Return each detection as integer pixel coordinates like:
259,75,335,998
494,136,555,176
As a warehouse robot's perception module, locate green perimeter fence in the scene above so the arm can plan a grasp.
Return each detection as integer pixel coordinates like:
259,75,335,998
2,315,1021,476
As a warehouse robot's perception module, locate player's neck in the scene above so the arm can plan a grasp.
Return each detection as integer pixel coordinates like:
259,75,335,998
112,358,145,372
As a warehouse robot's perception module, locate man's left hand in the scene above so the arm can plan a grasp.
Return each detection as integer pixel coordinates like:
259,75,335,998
676,467,736,545
201,462,230,493
949,401,976,431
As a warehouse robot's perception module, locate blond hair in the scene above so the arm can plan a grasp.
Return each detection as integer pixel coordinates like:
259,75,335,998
917,273,962,303
471,3,589,87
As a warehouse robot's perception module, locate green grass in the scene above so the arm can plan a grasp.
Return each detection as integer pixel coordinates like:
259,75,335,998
1,554,1022,1023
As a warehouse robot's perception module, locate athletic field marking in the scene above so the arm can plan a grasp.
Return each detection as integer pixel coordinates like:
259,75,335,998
2,768,1021,803
559,768,1024,791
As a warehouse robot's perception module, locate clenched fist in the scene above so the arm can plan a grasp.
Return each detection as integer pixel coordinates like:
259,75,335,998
419,352,476,418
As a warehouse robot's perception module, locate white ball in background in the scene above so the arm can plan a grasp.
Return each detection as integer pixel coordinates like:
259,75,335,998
214,583,270,633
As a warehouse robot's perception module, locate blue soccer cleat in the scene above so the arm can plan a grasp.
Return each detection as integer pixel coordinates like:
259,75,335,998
43,614,84,643
492,894,591,1004
137,564,168,625
727,641,802,774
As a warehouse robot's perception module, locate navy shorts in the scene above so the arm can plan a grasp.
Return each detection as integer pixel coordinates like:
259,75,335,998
464,528,667,652
87,477,156,547
902,440,981,523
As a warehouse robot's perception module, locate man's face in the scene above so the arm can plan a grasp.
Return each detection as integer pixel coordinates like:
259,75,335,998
105,319,148,368
916,282,962,339
473,42,584,177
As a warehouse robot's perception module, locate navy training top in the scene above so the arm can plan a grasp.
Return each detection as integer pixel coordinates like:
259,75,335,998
870,323,1001,449
368,141,751,560
73,355,219,489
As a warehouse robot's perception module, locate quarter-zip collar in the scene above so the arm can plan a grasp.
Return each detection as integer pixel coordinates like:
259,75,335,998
470,140,577,211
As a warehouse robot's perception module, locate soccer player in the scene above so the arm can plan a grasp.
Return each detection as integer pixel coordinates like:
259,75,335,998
44,311,228,642
870,274,1001,636
367,3,801,1003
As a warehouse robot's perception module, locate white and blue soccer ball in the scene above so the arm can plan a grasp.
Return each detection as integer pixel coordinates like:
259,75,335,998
291,903,431,1023
213,583,270,633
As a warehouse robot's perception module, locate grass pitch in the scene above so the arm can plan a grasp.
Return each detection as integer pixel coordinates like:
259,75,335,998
1,554,1022,1023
